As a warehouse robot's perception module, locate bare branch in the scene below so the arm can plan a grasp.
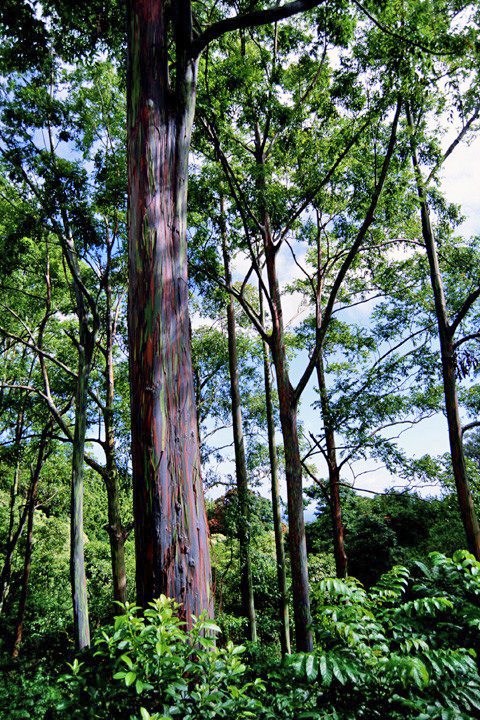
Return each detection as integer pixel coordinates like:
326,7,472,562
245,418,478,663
454,332,480,349
450,286,480,337
463,421,480,436
426,106,480,185
193,0,326,57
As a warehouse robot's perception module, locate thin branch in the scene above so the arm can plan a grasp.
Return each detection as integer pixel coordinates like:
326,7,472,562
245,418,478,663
294,96,402,402
277,111,378,245
463,421,480,436
351,0,457,56
450,286,480,336
301,461,331,505
337,482,434,501
426,106,480,185
454,332,480,349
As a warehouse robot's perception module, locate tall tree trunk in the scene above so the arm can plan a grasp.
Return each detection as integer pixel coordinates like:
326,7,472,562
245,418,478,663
316,347,348,578
104,242,128,609
127,0,212,621
0,468,28,616
259,284,291,655
406,104,480,559
60,232,96,650
48,94,94,648
220,196,257,642
57,225,97,652
12,423,51,658
70,326,93,649
0,407,28,615
255,138,312,652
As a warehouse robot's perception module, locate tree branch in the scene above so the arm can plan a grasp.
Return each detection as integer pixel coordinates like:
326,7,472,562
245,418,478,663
193,0,326,57
294,96,402,402
426,106,480,185
454,332,480,349
450,286,480,337
463,421,480,436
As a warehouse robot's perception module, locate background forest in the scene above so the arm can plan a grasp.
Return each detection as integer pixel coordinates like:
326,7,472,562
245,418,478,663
1,1,480,719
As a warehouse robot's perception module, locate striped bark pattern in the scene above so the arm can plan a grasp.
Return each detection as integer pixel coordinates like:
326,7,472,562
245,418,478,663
127,0,212,622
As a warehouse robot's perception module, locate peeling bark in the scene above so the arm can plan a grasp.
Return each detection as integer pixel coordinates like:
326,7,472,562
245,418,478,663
127,0,212,621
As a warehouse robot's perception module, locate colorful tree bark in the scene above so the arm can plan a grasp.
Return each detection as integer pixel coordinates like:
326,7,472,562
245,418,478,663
127,0,212,621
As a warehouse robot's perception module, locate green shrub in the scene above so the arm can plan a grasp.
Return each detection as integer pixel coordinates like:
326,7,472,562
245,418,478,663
58,595,264,720
0,657,62,720
56,551,480,720
265,551,480,719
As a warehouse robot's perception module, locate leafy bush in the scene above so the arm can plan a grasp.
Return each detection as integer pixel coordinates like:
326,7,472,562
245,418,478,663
58,596,264,720
57,552,480,720
0,657,62,720
265,551,480,719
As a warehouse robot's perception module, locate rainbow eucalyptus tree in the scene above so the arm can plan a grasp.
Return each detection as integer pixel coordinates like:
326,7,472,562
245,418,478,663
126,0,327,620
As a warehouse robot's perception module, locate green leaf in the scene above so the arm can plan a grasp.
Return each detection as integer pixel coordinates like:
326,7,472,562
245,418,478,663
331,658,345,685
201,621,222,633
135,679,144,694
319,654,332,687
125,671,137,687
120,653,134,669
304,654,318,682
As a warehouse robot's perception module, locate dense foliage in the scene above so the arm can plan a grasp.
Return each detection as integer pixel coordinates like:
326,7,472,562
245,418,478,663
279,551,480,719
10,551,477,720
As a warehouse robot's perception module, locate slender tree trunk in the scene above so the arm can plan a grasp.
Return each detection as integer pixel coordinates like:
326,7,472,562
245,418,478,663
0,470,21,615
12,423,51,658
57,226,97,652
48,92,94,648
60,231,96,652
104,246,128,609
220,196,257,641
70,327,93,649
127,0,212,621
0,410,25,614
0,475,28,617
255,137,312,652
259,284,291,655
278,385,312,651
406,105,480,559
316,347,348,578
